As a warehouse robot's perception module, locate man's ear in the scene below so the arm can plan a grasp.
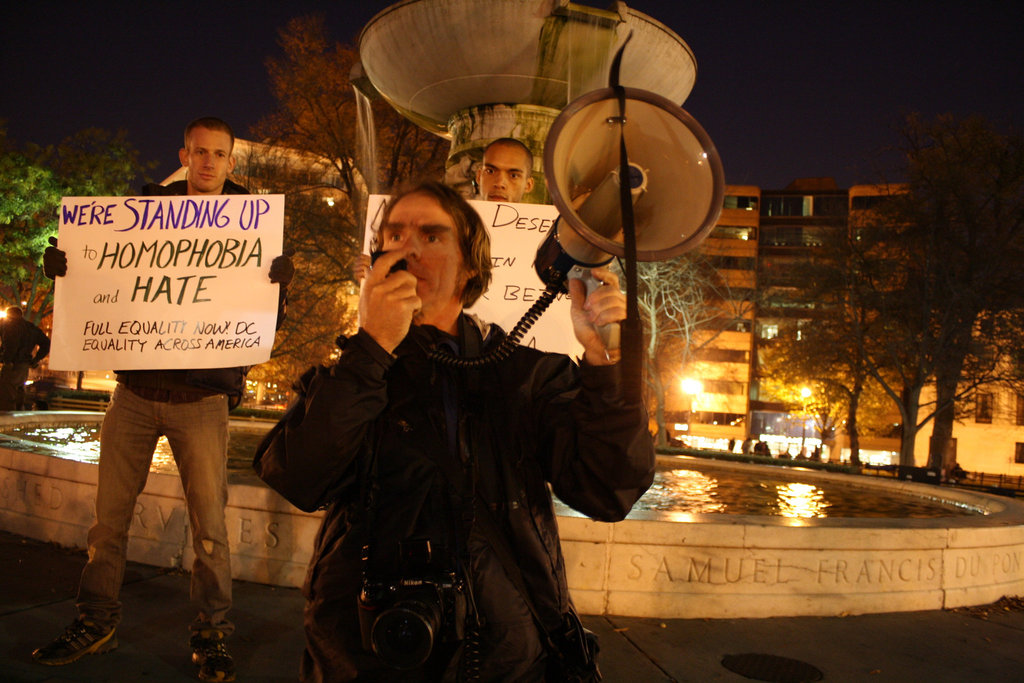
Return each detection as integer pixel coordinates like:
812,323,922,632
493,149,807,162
525,176,535,193
228,153,236,173
179,147,189,167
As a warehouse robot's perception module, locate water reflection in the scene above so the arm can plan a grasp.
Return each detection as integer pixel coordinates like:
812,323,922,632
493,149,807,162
2,425,981,518
2,423,265,474
635,466,977,519
773,482,829,518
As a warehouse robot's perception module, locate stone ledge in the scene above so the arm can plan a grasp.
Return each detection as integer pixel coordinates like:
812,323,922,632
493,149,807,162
2,439,1023,618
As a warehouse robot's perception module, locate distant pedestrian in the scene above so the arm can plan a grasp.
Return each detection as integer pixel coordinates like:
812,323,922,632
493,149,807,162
0,306,50,410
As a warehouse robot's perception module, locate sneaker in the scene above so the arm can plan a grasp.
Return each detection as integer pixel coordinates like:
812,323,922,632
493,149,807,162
32,618,117,665
190,630,236,682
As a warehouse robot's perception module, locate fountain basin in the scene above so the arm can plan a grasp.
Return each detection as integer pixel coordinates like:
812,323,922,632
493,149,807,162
2,412,1022,617
358,0,697,136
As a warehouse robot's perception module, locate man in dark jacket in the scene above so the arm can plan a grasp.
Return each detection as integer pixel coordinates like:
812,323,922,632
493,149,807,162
0,306,51,410
33,117,293,683
255,180,654,681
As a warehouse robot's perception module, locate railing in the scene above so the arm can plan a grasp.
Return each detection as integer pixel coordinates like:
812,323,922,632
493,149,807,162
958,472,1024,494
47,395,110,412
861,464,1023,495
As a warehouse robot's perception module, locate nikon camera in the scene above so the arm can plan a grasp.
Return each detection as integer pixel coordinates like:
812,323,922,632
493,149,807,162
358,539,467,670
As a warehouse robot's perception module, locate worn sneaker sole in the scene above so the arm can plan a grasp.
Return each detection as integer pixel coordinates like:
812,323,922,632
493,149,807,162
32,632,118,665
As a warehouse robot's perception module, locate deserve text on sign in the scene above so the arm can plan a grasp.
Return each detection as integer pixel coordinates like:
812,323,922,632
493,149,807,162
363,196,578,356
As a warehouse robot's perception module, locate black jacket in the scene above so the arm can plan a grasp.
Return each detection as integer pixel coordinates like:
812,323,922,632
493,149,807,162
255,318,654,681
0,316,50,364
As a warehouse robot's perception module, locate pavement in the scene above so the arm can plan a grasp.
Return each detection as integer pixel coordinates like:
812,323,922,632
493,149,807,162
2,530,1023,683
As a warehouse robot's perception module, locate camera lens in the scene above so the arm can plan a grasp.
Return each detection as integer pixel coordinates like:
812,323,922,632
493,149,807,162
371,601,440,670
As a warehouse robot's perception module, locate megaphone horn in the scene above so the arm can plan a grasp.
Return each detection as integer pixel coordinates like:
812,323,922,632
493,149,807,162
539,86,725,269
534,86,725,352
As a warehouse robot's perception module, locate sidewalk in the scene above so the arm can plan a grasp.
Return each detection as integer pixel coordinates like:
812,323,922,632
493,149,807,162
2,530,1022,682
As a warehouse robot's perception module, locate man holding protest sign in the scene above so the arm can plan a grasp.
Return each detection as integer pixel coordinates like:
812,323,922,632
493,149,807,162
476,137,536,204
34,117,292,683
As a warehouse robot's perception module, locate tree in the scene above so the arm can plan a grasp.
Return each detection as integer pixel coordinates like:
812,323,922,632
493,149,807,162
637,253,754,447
0,126,145,324
241,15,450,384
757,218,897,465
850,114,1024,468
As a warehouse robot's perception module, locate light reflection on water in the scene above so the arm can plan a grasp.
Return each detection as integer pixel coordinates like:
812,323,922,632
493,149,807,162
634,466,977,518
1,423,265,475
2,426,979,518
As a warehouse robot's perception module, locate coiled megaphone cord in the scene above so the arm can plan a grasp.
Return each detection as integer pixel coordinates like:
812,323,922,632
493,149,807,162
427,281,562,368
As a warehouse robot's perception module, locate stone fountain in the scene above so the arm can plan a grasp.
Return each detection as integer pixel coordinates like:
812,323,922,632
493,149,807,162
1,0,1021,619
3,412,1024,619
354,0,698,202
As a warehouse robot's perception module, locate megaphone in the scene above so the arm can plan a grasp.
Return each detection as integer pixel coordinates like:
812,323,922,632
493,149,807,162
538,86,724,273
535,86,725,349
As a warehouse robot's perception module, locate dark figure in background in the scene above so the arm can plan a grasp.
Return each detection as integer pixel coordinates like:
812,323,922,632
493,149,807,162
0,306,51,410
255,181,654,681
33,117,294,683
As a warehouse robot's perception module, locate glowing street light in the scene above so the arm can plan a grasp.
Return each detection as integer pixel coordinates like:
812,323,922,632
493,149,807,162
680,378,703,435
681,378,703,396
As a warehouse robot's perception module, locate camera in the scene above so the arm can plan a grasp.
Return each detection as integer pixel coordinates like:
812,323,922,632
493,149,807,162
358,539,466,670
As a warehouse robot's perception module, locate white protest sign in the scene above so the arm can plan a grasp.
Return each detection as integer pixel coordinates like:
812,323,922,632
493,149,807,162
364,196,581,356
50,194,285,370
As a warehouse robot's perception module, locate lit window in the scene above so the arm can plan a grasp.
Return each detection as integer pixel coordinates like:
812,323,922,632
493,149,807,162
975,393,993,424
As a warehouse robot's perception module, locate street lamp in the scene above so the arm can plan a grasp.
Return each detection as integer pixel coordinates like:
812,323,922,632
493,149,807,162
680,378,703,437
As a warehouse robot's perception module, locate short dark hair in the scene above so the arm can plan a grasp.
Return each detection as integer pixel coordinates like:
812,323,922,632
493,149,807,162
375,180,492,308
184,117,235,151
5,306,23,319
483,137,533,170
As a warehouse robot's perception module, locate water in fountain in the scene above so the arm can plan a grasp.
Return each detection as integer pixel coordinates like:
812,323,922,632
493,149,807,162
353,83,379,235
1,423,980,519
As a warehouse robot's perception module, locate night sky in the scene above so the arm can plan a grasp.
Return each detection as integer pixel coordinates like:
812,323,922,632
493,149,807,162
2,0,1021,190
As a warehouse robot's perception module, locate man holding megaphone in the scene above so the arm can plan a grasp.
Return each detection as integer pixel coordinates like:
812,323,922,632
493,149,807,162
255,179,654,682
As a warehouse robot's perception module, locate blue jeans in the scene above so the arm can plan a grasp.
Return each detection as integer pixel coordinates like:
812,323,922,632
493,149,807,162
76,384,233,636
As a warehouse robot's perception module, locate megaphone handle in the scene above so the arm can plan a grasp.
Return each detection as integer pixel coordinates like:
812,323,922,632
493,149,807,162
569,266,621,352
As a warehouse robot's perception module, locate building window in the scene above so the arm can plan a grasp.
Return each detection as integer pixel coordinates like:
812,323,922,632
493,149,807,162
760,324,779,340
811,195,849,217
762,196,811,217
694,348,750,363
712,225,756,240
975,393,993,424
724,195,758,211
1016,394,1024,426
1016,443,1024,464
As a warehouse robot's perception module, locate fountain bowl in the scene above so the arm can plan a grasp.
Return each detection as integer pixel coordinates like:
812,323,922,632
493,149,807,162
2,412,1022,617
